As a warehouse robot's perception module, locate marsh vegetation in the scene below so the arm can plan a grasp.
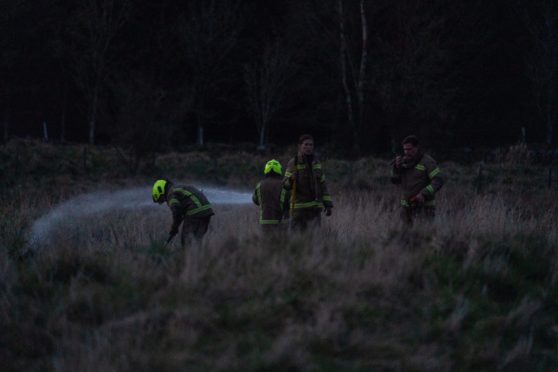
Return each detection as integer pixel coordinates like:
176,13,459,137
1,141,557,370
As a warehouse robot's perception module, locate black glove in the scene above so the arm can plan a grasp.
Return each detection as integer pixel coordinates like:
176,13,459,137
324,207,332,216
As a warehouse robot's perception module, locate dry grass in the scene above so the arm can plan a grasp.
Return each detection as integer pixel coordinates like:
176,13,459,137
1,144,558,370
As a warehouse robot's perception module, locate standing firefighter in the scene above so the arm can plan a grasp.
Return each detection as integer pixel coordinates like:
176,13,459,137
252,159,290,230
152,179,214,247
283,134,333,231
391,135,443,224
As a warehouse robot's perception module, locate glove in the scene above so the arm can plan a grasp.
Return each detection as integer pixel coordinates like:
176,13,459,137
324,207,332,216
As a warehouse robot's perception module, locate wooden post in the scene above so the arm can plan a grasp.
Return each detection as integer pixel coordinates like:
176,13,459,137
196,125,204,147
42,121,49,142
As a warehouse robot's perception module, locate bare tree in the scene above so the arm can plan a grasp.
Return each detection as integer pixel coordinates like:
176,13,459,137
0,0,31,142
113,75,172,173
338,0,369,155
244,38,294,151
374,0,456,143
178,0,242,147
66,0,130,145
108,1,185,173
520,0,558,146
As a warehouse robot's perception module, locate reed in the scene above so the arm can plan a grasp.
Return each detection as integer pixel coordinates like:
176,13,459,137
1,145,557,370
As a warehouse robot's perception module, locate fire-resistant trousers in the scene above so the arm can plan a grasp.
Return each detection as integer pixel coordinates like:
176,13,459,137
181,216,211,246
400,206,435,225
290,208,322,232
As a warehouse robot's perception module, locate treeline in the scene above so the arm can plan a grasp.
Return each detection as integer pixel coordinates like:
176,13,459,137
0,0,556,157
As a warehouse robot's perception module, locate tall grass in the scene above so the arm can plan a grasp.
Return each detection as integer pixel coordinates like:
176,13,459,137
1,140,557,370
2,172,557,371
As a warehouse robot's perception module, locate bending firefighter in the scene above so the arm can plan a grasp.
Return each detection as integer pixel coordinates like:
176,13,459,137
252,159,290,230
152,179,214,246
283,134,333,231
391,135,443,224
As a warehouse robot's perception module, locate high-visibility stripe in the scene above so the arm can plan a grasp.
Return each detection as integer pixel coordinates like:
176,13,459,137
320,175,326,182
186,204,213,215
323,195,332,202
415,164,426,171
279,188,287,210
176,189,212,215
169,199,181,207
294,201,323,209
177,189,202,208
295,163,321,170
400,199,435,207
429,168,440,178
260,219,280,225
284,171,292,178
260,219,289,225
426,185,434,194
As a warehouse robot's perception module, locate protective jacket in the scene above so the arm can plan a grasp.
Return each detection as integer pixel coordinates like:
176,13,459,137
252,175,290,225
391,152,443,207
283,154,333,210
167,186,214,234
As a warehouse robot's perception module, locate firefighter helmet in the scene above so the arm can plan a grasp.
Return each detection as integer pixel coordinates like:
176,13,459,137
152,179,170,203
264,159,282,175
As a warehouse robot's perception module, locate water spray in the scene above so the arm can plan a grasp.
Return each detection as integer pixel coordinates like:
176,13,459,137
29,185,252,248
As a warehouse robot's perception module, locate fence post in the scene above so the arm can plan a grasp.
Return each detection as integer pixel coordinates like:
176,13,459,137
42,121,48,142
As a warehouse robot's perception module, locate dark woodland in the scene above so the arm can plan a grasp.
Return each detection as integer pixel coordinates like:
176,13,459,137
1,0,556,156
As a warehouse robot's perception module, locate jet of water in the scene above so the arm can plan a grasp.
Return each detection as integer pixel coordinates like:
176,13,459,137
29,185,252,247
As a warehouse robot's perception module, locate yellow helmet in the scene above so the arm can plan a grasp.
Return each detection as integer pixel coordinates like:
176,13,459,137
152,179,170,203
264,159,282,175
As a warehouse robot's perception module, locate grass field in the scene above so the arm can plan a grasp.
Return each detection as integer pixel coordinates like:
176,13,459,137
1,140,557,371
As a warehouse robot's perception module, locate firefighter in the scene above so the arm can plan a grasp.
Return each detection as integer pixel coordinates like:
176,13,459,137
252,159,290,231
283,134,333,231
152,179,214,246
391,135,443,224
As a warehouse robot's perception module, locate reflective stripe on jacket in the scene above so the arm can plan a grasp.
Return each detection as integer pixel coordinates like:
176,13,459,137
167,186,214,232
252,176,290,224
391,153,443,207
283,154,333,210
